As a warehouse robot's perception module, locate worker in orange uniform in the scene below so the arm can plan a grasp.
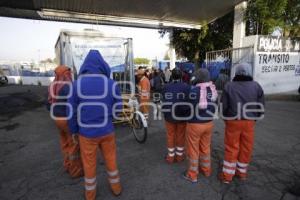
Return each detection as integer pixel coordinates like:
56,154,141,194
161,68,190,163
68,50,123,200
137,69,151,119
220,63,264,183
182,68,218,183
47,65,83,178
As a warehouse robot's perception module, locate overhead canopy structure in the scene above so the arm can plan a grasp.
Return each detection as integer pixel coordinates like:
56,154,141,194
0,0,243,29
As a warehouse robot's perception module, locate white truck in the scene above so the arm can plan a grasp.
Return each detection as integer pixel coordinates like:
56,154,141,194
55,29,148,143
55,29,135,86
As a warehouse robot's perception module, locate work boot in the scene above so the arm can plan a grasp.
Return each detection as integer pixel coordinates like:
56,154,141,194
202,171,211,177
218,173,231,184
110,183,122,196
182,171,198,183
236,172,248,181
165,155,175,164
199,168,212,177
175,155,185,163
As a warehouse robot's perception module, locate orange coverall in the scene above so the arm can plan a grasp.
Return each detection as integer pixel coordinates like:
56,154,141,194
55,119,83,178
221,120,255,181
186,122,213,180
138,76,150,118
79,134,121,200
165,121,186,163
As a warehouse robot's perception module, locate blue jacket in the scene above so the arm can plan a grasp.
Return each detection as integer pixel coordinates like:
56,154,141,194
161,81,190,122
68,50,122,138
186,85,217,123
221,78,264,120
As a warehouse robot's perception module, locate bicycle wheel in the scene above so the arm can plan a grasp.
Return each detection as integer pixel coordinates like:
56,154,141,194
131,112,147,143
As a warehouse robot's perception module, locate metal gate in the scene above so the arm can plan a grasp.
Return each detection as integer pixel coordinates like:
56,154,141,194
205,46,254,90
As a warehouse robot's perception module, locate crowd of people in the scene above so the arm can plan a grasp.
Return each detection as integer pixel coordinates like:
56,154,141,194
47,49,265,200
135,63,264,184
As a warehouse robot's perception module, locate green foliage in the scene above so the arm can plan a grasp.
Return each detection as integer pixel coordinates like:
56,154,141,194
245,0,299,36
134,57,150,65
161,11,234,64
163,51,170,60
40,58,55,63
284,0,300,37
160,0,299,65
53,57,58,64
170,24,208,64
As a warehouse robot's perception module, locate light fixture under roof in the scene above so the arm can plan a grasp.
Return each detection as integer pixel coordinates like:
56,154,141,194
38,9,202,29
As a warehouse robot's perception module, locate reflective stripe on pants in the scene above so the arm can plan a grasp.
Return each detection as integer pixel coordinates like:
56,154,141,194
165,121,186,158
185,122,213,179
222,120,255,181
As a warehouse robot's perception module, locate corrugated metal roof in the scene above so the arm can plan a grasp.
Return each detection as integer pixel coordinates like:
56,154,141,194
0,0,243,28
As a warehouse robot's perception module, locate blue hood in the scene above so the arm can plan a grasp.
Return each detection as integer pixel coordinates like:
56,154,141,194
79,50,111,77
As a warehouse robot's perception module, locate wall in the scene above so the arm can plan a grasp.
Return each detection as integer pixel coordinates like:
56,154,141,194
253,36,300,94
7,76,54,86
235,35,300,94
242,35,257,47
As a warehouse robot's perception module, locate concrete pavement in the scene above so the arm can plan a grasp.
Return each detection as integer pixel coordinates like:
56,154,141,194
0,85,299,200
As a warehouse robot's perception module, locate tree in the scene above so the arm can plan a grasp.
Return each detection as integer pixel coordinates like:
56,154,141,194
160,11,234,65
284,0,300,37
160,0,299,67
40,58,54,64
245,0,299,37
134,57,150,65
53,57,58,64
163,51,170,60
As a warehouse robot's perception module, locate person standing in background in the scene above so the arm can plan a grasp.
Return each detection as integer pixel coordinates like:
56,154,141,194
68,50,123,200
137,69,151,119
215,68,230,91
164,67,172,83
182,70,190,84
151,69,165,118
47,65,83,178
159,69,166,83
145,69,151,79
220,63,264,184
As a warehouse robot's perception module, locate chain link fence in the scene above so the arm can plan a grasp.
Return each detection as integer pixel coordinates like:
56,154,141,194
205,46,254,90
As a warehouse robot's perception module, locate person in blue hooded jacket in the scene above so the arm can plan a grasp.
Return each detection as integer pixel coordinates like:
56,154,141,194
68,50,122,200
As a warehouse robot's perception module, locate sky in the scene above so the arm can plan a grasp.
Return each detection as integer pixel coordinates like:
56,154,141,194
0,17,170,62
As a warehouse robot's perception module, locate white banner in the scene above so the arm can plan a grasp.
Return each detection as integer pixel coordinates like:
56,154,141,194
70,37,126,74
255,36,300,94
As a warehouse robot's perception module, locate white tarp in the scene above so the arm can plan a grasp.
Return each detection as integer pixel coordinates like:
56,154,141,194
69,36,127,74
254,36,300,94
8,76,54,86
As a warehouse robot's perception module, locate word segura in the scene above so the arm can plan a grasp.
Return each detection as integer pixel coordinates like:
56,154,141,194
261,65,295,73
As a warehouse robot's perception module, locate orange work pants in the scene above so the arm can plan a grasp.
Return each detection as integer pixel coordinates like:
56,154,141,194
186,122,213,180
79,134,121,200
165,121,186,163
222,120,255,181
55,119,83,178
140,98,150,118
